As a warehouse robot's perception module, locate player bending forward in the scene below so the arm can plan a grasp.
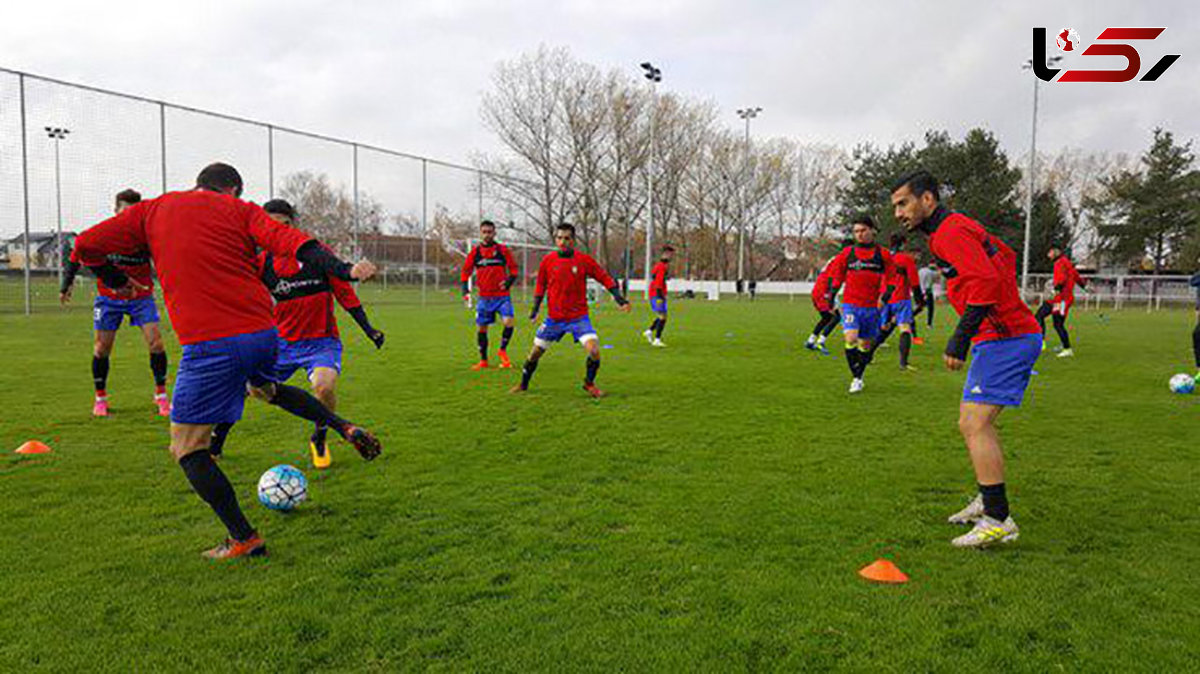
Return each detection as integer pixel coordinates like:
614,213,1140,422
892,169,1041,549
511,223,631,398
74,163,382,560
61,189,171,417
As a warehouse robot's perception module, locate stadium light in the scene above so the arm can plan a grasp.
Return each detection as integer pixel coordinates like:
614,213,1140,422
45,126,71,288
640,62,662,299
736,107,762,291
1019,55,1063,298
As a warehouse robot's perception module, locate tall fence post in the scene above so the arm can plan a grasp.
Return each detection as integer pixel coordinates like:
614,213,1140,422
352,143,359,258
159,103,167,194
267,124,274,199
421,159,428,307
19,73,31,315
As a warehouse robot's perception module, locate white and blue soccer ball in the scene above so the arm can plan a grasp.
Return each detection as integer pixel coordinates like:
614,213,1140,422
1168,373,1195,395
257,464,308,511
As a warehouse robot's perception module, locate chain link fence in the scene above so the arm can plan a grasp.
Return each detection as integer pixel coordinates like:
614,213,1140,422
0,67,543,314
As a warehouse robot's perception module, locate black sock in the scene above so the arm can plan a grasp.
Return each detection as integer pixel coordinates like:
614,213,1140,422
855,346,873,378
92,356,110,393
654,317,666,339
876,325,895,349
1193,322,1200,368
648,318,661,333
179,451,255,541
1053,315,1071,349
209,422,235,457
150,351,168,387
899,332,912,368
477,331,489,361
1035,302,1052,335
311,424,328,455
844,344,859,376
500,326,513,351
585,357,600,384
824,312,841,337
270,384,350,437
911,321,919,339
810,316,826,338
979,482,1009,521
520,359,539,389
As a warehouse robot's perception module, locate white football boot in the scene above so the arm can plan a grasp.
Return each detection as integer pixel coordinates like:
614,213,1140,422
848,378,864,394
651,338,666,348
642,329,654,344
1056,348,1074,358
952,515,1020,549
947,494,984,524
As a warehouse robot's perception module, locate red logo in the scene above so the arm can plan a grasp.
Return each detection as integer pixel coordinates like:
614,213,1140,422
1033,27,1180,82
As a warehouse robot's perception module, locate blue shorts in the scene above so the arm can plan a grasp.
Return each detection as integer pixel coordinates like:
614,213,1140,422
274,337,343,382
650,296,668,314
841,304,881,341
534,316,598,348
881,299,914,326
171,328,280,425
476,296,515,326
963,333,1043,407
93,296,160,332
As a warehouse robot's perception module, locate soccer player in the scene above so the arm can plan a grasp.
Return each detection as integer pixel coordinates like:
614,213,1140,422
1034,245,1087,357
876,232,925,371
258,198,384,468
804,255,842,355
511,223,631,398
892,169,1041,549
643,244,674,347
73,163,382,560
461,220,519,369
827,215,894,393
1191,265,1200,377
60,189,170,417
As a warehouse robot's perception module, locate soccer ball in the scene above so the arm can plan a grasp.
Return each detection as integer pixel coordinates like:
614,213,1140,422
1168,373,1195,395
257,465,308,511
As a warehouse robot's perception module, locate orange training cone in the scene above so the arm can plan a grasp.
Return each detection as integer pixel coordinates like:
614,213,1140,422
15,440,52,455
859,559,909,584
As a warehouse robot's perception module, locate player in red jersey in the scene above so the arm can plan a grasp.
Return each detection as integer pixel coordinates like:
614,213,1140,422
1034,245,1087,358
511,223,631,398
73,163,381,560
642,245,674,348
827,215,894,393
208,199,385,469
461,220,519,370
874,232,925,371
60,189,170,418
893,169,1042,549
804,253,844,355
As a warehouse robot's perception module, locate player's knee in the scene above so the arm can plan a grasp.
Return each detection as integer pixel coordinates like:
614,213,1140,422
249,383,276,402
957,410,989,437
94,335,114,357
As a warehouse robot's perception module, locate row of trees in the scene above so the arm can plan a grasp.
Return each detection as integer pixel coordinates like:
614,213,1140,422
473,46,1200,279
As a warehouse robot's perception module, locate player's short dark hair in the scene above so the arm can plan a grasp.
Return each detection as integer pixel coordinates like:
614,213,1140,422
114,189,141,207
851,213,877,230
263,199,296,220
892,169,940,201
556,222,576,237
889,232,907,249
661,244,676,253
480,219,496,229
196,163,244,196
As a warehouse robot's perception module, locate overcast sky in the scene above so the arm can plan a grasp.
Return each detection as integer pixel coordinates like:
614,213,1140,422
1,0,1196,239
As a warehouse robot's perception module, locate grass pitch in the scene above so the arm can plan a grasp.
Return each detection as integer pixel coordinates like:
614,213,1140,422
1,292,1198,671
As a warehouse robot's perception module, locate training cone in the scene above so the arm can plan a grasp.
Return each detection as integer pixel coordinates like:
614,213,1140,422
859,559,908,584
15,440,52,455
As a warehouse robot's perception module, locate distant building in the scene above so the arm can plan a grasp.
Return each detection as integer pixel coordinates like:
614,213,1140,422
3,232,76,270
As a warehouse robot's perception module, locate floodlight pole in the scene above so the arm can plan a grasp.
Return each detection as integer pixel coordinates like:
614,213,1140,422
641,62,662,299
46,127,70,289
736,107,761,288
1020,55,1061,298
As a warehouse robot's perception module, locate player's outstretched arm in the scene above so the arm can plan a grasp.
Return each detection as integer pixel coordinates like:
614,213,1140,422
60,258,81,304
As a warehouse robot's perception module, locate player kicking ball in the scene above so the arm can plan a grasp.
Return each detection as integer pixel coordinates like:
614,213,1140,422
892,169,1042,549
511,223,630,398
643,244,674,347
61,189,171,417
461,220,519,370
74,163,382,560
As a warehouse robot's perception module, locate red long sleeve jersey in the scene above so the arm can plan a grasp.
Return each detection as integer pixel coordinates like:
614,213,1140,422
258,251,361,342
927,209,1039,343
886,252,921,303
828,243,894,307
69,246,155,300
461,242,518,297
1051,256,1084,304
535,249,616,322
649,261,670,298
811,260,842,311
73,190,313,345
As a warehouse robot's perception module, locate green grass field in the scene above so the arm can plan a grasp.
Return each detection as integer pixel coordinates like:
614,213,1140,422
2,293,1198,672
